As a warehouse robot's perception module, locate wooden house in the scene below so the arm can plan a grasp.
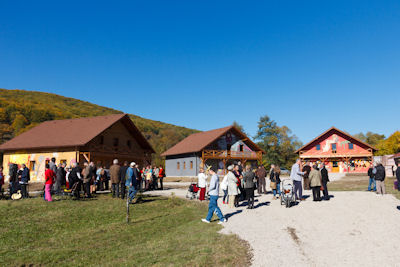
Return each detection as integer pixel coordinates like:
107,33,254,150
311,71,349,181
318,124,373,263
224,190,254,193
161,125,264,177
296,127,377,173
0,114,154,182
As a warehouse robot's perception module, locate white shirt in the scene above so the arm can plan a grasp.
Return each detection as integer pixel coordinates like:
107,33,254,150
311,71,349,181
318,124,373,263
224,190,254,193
198,173,207,188
221,175,228,190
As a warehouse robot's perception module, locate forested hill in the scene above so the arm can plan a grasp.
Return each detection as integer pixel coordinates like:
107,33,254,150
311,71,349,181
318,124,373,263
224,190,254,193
0,88,199,164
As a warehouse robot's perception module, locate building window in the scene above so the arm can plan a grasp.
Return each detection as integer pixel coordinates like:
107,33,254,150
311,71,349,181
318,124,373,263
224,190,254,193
60,160,67,165
45,160,50,165
331,143,337,153
127,140,131,149
190,161,193,169
113,138,119,147
348,143,354,150
29,161,36,171
100,135,104,145
183,162,186,169
239,144,244,152
177,162,180,170
316,144,321,150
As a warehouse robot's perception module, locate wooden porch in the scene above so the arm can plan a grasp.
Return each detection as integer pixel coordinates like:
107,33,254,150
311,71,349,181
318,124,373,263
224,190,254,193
201,149,263,168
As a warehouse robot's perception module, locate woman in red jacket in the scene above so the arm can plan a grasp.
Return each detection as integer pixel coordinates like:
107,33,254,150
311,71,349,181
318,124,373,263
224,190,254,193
44,164,55,202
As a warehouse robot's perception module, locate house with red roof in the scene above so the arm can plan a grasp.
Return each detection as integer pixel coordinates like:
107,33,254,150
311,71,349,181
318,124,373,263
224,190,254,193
161,125,264,177
296,127,377,173
0,114,154,182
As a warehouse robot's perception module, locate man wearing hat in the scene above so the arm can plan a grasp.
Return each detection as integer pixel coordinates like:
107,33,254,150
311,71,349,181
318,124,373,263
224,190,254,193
125,162,138,203
201,167,226,224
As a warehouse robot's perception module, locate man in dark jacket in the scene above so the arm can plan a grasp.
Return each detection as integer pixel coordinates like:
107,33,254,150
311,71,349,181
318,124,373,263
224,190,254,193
9,163,18,194
367,165,376,191
320,163,330,200
55,163,66,195
20,164,30,198
373,163,386,195
396,163,400,191
69,162,82,199
119,161,129,199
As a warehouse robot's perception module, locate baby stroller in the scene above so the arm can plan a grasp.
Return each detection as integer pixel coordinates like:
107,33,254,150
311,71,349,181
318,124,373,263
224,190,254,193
186,183,200,200
280,179,295,208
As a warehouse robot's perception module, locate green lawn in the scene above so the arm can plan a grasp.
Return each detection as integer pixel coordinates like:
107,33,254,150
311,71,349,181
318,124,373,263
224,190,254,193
329,176,400,200
0,194,250,267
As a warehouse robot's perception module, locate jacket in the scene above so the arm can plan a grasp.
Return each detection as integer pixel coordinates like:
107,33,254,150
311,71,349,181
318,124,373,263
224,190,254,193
221,175,228,190
125,167,137,188
82,166,91,183
321,167,329,183
227,171,238,195
290,163,304,182
109,164,121,184
243,171,255,189
56,167,66,185
198,173,207,188
374,165,386,181
367,167,374,179
20,167,30,184
208,174,220,196
396,167,400,180
309,169,322,187
119,166,129,182
255,167,267,178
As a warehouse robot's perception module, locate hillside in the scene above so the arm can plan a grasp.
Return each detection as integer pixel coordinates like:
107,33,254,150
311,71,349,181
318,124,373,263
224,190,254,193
0,88,199,164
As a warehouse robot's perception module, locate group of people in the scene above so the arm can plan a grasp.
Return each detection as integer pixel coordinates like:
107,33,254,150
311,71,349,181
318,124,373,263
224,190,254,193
3,157,165,202
366,161,400,195
290,159,330,202
199,159,334,223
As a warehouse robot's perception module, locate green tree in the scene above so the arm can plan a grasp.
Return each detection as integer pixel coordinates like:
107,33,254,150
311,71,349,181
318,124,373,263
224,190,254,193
232,121,247,135
254,115,302,169
354,131,385,146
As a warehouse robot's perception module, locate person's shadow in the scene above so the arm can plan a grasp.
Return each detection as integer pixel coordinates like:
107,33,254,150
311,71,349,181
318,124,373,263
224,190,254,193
253,201,270,209
224,210,243,219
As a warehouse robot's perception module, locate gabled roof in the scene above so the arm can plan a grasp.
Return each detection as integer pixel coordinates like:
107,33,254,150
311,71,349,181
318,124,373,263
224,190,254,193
0,114,154,152
295,126,377,153
161,125,264,157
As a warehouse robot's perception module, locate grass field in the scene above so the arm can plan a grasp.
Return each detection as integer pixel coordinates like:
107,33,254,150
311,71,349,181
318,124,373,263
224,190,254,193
329,176,400,200
0,194,251,267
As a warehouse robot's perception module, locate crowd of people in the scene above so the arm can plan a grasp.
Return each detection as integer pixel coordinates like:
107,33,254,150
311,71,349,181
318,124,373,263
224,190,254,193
367,161,400,195
3,157,165,202
200,159,334,223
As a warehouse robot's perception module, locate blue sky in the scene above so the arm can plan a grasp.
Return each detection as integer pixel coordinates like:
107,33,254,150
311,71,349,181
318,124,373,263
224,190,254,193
1,0,399,143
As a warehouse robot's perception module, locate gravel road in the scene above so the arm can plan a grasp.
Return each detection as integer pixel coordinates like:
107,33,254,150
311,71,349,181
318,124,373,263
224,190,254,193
145,188,400,267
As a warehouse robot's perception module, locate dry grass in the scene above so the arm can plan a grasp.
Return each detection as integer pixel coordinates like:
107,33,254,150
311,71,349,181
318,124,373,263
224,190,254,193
329,175,400,200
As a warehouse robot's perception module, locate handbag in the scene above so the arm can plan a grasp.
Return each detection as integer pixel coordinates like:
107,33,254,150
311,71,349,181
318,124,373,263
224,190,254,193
270,181,277,190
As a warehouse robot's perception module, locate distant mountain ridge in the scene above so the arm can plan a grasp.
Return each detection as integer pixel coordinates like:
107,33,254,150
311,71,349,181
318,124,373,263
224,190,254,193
0,88,199,164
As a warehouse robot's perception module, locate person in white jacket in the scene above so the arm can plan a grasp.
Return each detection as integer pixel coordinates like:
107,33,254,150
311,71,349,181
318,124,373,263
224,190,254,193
227,165,239,208
198,168,207,201
221,173,229,204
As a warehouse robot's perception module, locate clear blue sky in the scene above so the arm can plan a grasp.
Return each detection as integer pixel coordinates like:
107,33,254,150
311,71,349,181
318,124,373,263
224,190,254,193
1,0,399,143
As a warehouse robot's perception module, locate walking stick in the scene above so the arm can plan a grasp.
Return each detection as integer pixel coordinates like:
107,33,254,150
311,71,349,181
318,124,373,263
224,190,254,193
126,189,130,224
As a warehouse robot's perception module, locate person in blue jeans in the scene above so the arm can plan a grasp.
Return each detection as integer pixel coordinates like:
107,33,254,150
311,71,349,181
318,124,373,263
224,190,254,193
367,166,376,191
125,162,138,203
271,165,282,199
201,168,226,224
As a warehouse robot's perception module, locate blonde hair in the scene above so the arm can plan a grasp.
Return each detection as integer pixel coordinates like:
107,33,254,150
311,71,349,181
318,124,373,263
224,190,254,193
275,166,281,174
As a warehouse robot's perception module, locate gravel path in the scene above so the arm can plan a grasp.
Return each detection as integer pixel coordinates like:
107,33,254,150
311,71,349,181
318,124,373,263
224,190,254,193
146,188,400,267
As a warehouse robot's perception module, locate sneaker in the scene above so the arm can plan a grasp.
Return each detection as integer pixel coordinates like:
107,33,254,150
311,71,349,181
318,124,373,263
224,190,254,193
218,219,227,224
201,219,210,224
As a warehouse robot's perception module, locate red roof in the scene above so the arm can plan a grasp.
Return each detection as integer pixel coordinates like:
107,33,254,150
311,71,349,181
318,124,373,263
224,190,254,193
295,126,377,153
161,125,264,156
0,114,154,152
